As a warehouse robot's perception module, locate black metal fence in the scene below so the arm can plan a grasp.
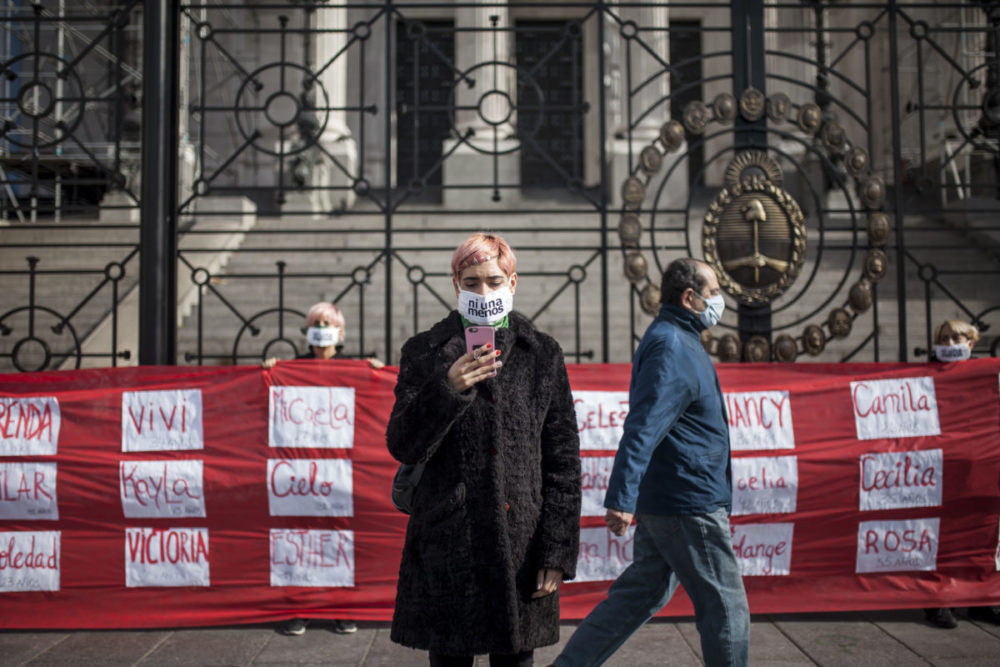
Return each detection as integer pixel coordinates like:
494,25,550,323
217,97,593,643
2,1,998,372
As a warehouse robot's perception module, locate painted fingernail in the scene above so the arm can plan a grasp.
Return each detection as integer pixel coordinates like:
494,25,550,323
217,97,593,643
486,343,492,349
495,349,502,355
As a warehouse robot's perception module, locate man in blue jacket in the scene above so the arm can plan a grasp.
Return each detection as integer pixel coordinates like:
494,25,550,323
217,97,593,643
553,258,749,667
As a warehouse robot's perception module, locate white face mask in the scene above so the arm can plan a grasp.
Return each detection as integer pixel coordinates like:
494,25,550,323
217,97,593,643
935,343,971,362
458,284,513,325
696,293,725,328
307,326,340,347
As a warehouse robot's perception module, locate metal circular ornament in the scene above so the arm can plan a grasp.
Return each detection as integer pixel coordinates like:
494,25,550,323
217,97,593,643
797,103,822,134
740,88,766,122
717,334,742,363
703,177,807,305
618,212,642,247
624,252,649,283
713,93,737,123
845,146,870,177
659,120,684,152
867,213,890,246
773,334,798,362
622,177,646,208
802,324,826,356
828,308,853,339
639,283,661,315
864,249,888,282
639,145,664,175
849,279,874,313
767,93,791,122
743,336,771,362
859,176,886,209
683,100,711,134
821,121,848,155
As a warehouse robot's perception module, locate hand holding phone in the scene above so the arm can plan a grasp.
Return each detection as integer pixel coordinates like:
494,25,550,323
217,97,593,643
464,326,497,377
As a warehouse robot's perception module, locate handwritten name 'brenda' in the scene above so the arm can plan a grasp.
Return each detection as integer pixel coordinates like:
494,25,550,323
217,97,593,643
0,399,56,443
120,463,202,509
726,394,788,430
852,382,933,418
126,528,209,565
860,454,936,492
575,400,629,433
272,388,353,430
0,534,58,570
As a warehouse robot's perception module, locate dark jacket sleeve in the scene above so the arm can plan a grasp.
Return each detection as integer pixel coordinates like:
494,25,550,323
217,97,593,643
386,334,476,464
536,345,582,579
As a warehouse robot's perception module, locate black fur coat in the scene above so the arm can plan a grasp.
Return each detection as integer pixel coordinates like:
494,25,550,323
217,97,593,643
386,311,581,656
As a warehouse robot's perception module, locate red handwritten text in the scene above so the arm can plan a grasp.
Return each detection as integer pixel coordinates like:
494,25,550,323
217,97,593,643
272,389,353,430
270,460,336,498
0,468,52,502
126,528,208,564
271,530,351,569
852,382,933,418
0,534,58,570
726,394,788,430
863,527,934,554
0,399,55,442
120,463,201,509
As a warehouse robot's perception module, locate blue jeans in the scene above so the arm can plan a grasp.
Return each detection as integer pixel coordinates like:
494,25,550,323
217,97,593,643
555,509,749,667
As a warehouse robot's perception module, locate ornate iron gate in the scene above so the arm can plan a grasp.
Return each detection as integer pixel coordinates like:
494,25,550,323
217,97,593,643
2,1,998,372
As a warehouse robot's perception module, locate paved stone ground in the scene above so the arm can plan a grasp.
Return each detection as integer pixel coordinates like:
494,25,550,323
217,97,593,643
2,608,999,666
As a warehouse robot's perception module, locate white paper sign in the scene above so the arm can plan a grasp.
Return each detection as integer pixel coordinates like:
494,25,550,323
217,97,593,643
731,523,794,576
850,377,941,440
0,396,60,456
731,456,798,516
125,527,210,587
0,531,60,592
267,459,353,516
856,517,940,573
0,463,58,520
573,525,635,582
269,387,355,448
725,391,795,451
580,457,615,516
120,460,206,519
859,449,942,511
122,389,204,452
573,391,629,451
270,529,354,587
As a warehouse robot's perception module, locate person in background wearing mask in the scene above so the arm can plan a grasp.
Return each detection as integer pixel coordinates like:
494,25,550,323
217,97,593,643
263,301,383,636
924,318,999,629
386,232,581,666
550,258,749,667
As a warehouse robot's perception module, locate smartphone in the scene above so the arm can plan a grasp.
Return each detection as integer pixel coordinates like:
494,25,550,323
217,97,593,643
464,326,497,377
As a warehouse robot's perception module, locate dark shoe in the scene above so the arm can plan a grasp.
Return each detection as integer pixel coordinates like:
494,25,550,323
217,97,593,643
924,607,958,629
333,619,357,634
282,618,308,636
968,605,1000,625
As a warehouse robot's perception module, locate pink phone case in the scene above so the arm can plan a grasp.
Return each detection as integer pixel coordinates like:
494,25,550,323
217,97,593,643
464,326,497,376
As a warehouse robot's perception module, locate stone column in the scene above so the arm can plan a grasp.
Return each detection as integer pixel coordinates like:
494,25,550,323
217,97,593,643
309,0,357,211
442,2,521,206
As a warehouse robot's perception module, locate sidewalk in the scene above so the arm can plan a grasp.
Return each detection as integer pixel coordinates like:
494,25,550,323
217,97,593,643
2,609,999,666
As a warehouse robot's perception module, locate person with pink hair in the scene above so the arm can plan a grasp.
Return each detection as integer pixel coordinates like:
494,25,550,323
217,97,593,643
386,232,581,666
263,301,383,369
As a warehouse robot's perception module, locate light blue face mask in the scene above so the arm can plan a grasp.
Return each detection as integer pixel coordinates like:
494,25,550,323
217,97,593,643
696,293,725,328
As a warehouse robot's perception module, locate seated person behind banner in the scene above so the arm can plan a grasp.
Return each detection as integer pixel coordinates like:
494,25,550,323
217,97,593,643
264,301,382,637
385,232,581,666
263,301,384,370
924,318,999,629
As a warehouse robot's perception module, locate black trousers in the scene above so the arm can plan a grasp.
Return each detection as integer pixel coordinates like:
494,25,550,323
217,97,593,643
429,649,534,667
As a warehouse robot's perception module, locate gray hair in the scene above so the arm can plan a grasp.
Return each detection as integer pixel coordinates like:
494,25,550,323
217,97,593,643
660,258,708,306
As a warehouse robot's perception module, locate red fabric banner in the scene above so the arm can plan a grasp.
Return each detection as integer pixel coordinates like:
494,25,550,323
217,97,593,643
0,359,998,629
